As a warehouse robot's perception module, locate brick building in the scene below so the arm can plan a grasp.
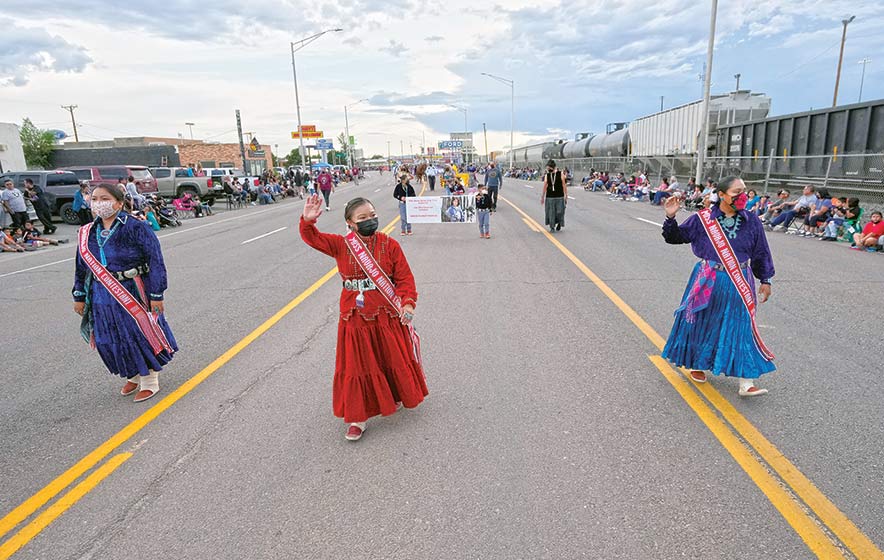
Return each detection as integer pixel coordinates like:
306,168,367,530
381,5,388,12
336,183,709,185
178,143,273,175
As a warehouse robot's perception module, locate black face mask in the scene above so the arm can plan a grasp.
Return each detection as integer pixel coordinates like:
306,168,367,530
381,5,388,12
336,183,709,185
355,217,378,236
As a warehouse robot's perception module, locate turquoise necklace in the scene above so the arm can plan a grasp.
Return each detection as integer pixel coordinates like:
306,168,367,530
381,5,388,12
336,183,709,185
96,218,120,266
717,213,742,239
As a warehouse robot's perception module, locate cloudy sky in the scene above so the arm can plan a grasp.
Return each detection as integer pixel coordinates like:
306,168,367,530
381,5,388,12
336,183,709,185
1,0,882,159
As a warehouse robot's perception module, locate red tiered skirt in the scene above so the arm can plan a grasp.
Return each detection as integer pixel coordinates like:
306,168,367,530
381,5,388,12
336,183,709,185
333,309,428,423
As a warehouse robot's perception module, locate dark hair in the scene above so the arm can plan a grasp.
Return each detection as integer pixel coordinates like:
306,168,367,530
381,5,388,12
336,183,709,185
872,211,883,218
344,197,374,221
91,183,126,202
547,159,556,169
717,176,743,193
817,188,831,199
24,178,34,185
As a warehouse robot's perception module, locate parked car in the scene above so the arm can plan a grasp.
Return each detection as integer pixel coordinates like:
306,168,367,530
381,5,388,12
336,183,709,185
0,170,82,225
63,165,158,193
149,167,216,201
202,168,261,188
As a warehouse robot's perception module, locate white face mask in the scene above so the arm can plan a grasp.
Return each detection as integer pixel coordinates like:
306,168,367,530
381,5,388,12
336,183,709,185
92,200,118,219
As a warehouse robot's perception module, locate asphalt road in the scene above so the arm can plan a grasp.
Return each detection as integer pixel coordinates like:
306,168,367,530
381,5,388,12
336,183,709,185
1,172,882,559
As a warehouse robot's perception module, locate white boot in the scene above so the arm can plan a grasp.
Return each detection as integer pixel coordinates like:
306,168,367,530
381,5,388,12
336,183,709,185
738,378,768,397
134,370,159,402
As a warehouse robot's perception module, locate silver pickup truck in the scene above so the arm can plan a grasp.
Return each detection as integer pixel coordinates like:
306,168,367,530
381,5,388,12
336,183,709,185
149,167,217,201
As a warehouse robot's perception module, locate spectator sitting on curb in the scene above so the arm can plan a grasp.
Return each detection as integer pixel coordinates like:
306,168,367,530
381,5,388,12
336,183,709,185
795,188,833,237
767,185,817,231
851,211,884,252
821,197,855,241
1,226,27,252
22,221,66,245
761,189,791,223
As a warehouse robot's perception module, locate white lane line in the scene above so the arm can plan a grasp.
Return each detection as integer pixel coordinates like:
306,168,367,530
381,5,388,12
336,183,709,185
0,203,298,278
635,217,663,227
374,188,381,193
0,257,75,279
568,196,575,200
241,226,287,245
523,184,535,189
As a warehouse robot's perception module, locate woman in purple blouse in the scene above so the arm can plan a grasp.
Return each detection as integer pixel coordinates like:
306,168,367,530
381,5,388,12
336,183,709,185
661,176,775,396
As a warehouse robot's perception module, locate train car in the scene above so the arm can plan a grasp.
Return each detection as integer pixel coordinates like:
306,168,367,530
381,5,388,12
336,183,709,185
497,141,554,166
562,132,594,158
630,90,771,157
543,141,566,161
715,97,884,178
588,123,630,157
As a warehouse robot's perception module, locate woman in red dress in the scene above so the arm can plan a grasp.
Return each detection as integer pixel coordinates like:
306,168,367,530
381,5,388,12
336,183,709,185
300,194,428,441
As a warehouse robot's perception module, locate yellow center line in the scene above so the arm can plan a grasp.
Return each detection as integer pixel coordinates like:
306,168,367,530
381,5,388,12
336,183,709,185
0,453,133,560
501,195,884,559
0,211,402,544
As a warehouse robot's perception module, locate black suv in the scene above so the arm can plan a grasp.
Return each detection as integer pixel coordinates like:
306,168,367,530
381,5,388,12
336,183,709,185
0,170,82,225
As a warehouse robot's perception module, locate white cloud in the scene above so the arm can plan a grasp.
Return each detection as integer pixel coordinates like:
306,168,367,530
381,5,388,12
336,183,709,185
0,17,92,86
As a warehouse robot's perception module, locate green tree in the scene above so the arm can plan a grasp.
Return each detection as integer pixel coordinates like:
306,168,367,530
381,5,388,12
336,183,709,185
20,118,56,169
284,148,303,166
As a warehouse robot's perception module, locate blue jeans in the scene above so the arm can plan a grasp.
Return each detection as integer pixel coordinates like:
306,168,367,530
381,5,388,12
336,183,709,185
399,201,411,233
478,209,490,234
771,209,798,227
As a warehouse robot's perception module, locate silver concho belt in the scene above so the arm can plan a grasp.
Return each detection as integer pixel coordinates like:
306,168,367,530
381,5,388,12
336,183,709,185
343,279,377,291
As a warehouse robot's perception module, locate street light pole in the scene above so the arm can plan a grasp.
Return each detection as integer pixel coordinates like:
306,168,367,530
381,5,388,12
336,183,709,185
185,122,194,140
481,72,515,170
343,98,367,169
291,28,343,170
833,15,856,107
694,0,718,184
858,58,871,102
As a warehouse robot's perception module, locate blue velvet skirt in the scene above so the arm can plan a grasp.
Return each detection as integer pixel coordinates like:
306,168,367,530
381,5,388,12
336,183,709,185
662,262,775,379
90,278,178,378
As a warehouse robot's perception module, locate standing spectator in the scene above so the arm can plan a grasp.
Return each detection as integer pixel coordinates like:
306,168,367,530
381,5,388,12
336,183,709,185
426,163,438,192
393,174,416,236
541,159,567,233
317,168,334,211
73,182,92,225
851,211,884,251
484,162,503,212
1,179,29,228
125,176,145,210
23,178,56,234
476,185,493,238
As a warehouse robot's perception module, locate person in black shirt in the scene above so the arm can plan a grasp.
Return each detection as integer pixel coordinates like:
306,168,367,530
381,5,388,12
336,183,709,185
393,175,416,236
476,186,493,238
541,159,567,232
24,179,56,234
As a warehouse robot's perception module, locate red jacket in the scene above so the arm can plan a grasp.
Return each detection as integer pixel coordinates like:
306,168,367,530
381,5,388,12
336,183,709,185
300,217,417,320
862,220,884,237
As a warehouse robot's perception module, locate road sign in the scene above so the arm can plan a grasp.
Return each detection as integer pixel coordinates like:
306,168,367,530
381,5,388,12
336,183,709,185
249,137,260,150
291,130,324,139
316,139,333,150
298,125,316,132
438,140,464,149
348,135,355,146
427,147,436,155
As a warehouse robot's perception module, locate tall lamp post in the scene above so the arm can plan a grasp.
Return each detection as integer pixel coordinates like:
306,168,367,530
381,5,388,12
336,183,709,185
694,0,718,184
858,58,871,102
344,98,367,169
184,122,195,140
481,72,514,170
833,15,856,107
291,28,343,169
446,104,468,163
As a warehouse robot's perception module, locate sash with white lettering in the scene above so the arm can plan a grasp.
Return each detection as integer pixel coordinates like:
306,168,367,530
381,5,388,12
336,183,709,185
78,223,173,356
697,209,774,361
344,231,422,364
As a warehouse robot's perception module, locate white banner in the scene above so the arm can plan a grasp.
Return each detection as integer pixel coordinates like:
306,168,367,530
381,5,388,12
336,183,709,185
406,195,476,224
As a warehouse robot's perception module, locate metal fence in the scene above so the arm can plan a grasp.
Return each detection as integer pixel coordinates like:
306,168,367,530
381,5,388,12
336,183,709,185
506,153,884,208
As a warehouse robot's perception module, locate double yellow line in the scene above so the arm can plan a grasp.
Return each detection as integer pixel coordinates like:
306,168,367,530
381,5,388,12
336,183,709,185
0,213,402,559
502,195,883,560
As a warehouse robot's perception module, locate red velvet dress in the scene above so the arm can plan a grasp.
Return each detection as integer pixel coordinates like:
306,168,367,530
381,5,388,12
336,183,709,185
300,217,428,422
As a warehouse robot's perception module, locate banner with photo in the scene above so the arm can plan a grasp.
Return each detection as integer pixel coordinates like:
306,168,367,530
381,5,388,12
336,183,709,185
406,195,476,224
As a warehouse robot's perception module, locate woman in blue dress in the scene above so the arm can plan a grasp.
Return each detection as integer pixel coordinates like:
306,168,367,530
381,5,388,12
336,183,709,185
661,176,775,396
73,184,177,402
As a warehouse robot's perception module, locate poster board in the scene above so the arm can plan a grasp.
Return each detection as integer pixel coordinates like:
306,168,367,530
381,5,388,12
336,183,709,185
406,194,476,224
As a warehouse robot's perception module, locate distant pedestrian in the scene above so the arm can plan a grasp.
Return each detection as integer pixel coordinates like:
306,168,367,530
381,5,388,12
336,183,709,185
484,162,503,211
661,176,775,396
394,173,416,235
317,168,334,210
1,179,29,229
541,160,567,232
72,183,177,402
426,164,438,191
73,182,92,224
23,178,56,234
476,185,493,238
300,195,428,441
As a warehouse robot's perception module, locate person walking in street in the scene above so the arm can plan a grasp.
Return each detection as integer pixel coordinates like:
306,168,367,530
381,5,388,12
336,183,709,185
72,184,178,402
661,176,775,396
426,163,438,192
73,182,92,225
394,173,416,236
541,160,567,232
300,194,428,441
484,162,503,211
476,185,493,238
23,178,56,234
1,179,30,229
317,168,334,210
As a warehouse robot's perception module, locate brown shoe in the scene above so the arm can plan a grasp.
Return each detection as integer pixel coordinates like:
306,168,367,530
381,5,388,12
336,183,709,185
689,370,707,383
121,380,139,396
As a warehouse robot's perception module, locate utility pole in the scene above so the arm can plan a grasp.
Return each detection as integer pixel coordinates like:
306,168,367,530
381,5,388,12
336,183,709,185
482,122,489,162
694,0,718,184
185,122,195,140
660,96,664,111
235,110,249,175
833,15,856,107
387,140,391,168
61,105,79,142
734,73,741,91
400,140,404,160
858,58,871,102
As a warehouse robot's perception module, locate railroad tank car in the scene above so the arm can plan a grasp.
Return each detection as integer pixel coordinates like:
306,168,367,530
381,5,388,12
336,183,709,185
543,141,566,161
562,133,594,158
588,123,630,157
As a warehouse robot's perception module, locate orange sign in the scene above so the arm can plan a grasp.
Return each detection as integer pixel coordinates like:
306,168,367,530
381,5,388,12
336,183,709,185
298,125,316,132
291,130,324,139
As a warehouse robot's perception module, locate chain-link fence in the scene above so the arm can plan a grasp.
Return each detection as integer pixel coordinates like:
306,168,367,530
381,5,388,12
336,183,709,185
506,153,884,210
